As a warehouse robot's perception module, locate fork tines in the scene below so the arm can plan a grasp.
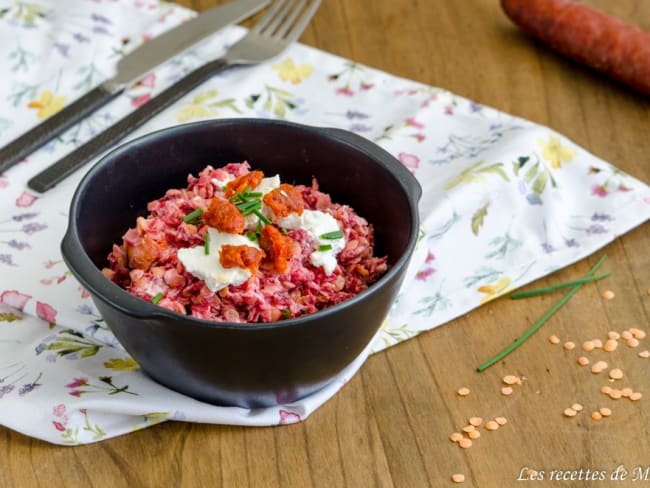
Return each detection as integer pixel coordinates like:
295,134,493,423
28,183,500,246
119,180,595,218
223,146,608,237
253,0,321,42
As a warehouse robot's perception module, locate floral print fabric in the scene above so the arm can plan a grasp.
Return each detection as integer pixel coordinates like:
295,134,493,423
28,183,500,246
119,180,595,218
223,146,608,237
1,0,649,445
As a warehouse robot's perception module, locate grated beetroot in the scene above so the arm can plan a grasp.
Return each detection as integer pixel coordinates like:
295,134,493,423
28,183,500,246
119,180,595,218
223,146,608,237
103,162,387,323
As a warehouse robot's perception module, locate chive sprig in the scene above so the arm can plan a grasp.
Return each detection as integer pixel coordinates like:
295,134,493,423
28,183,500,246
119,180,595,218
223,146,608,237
476,255,608,372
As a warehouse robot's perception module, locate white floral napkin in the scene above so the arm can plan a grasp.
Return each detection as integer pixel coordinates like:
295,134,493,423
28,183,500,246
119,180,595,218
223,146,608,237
1,0,648,445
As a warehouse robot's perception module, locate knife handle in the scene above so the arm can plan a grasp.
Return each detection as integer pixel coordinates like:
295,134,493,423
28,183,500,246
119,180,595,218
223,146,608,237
0,85,121,174
28,58,229,193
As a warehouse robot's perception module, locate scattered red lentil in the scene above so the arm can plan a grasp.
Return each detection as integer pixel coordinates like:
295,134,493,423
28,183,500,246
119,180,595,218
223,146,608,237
639,350,650,359
608,331,621,340
524,469,540,480
582,341,595,352
626,338,640,348
459,438,472,449
449,432,463,443
549,335,561,344
609,389,622,400
609,368,623,380
600,385,612,395
603,339,618,352
599,407,612,417
563,407,577,417
591,411,603,420
501,386,514,396
592,338,603,349
469,417,483,427
591,361,608,374
468,430,481,440
602,290,615,300
621,330,633,340
451,473,466,483
502,375,519,385
495,416,508,425
621,387,633,398
457,387,470,397
630,392,643,401
485,420,499,431
571,403,584,412
577,356,590,366
563,341,576,350
631,328,646,339
462,425,475,433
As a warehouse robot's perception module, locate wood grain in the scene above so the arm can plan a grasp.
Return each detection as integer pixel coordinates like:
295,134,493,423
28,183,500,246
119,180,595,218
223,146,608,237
2,1,649,486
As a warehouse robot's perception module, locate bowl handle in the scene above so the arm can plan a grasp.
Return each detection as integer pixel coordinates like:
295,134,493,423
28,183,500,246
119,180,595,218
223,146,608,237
320,127,422,205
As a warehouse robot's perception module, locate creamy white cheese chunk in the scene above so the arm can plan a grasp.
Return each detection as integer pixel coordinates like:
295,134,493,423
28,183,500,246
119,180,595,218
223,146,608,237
177,228,261,292
278,209,345,275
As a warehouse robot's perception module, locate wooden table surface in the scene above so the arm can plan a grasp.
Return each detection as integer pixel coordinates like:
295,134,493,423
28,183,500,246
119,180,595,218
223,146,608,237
2,0,649,486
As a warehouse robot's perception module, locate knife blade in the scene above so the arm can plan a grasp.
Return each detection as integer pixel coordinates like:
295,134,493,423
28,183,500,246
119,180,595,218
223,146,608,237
0,0,269,174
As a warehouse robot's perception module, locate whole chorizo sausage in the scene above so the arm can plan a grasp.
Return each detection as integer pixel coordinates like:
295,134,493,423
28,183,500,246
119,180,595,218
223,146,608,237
500,0,650,95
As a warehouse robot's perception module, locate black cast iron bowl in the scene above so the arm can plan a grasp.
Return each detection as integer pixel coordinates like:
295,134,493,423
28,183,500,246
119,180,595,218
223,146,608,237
62,118,421,408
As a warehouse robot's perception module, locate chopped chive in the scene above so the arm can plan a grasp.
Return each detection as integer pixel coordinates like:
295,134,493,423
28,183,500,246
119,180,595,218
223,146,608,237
280,227,288,235
281,309,291,319
246,231,259,242
256,221,263,233
204,233,210,255
151,292,164,305
318,244,333,252
320,230,343,240
510,272,611,299
182,208,203,223
230,193,248,203
476,255,607,372
238,200,261,216
253,209,271,224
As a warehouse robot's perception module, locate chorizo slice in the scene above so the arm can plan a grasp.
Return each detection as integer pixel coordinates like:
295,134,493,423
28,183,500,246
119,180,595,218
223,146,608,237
219,244,266,275
263,183,305,220
224,170,264,198
204,198,245,234
259,224,295,274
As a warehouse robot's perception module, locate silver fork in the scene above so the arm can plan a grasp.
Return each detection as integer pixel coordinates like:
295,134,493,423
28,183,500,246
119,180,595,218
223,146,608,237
28,0,321,193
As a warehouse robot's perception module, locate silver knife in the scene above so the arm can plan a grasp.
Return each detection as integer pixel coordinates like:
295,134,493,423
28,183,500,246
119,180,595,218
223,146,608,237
0,0,269,174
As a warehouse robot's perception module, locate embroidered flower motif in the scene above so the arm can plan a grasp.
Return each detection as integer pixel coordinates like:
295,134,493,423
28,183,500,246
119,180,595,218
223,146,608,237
36,301,57,326
477,277,512,304
398,152,420,172
272,58,313,84
538,135,576,169
65,377,88,389
27,90,66,119
405,117,424,129
103,357,139,371
1,290,32,310
336,87,354,96
134,72,156,88
53,404,67,417
416,268,435,281
279,409,301,424
131,93,151,107
591,184,609,197
176,104,211,123
15,191,36,208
